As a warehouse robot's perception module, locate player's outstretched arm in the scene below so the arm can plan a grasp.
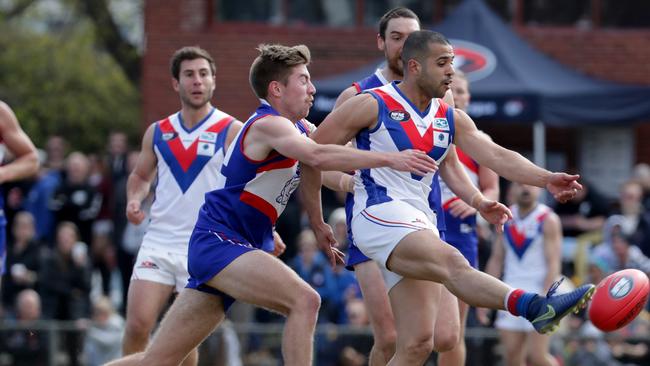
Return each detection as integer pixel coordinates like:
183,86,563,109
453,109,581,202
0,102,39,183
253,103,437,174
478,158,500,202
126,124,157,225
445,150,500,219
439,145,482,208
440,146,511,230
321,171,354,193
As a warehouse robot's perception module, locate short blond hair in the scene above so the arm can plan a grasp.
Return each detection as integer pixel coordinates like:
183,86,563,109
249,44,311,99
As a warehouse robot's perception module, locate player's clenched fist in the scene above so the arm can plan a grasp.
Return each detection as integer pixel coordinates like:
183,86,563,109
126,200,145,225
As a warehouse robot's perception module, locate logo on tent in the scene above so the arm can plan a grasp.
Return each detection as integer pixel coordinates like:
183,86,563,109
449,39,497,82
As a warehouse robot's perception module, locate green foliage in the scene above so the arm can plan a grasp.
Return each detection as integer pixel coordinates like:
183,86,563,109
0,24,140,153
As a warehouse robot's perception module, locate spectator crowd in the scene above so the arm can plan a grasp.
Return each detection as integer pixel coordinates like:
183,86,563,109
0,131,648,365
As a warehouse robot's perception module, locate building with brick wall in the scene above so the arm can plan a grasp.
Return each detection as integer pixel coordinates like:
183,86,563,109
141,0,650,196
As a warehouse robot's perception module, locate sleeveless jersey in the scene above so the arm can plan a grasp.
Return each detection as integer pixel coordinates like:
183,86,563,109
144,108,235,253
439,148,480,234
352,69,388,93
502,203,552,289
195,101,314,252
351,81,455,218
351,71,445,228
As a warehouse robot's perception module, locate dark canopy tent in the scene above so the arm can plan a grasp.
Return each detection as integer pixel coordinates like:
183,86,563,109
310,0,650,166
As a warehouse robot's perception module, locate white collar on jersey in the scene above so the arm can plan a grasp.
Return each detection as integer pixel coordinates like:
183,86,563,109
374,68,390,85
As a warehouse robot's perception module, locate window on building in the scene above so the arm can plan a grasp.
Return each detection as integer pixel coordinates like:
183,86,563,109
215,0,276,22
601,0,650,28
364,0,436,26
522,0,591,26
287,0,356,26
213,0,649,29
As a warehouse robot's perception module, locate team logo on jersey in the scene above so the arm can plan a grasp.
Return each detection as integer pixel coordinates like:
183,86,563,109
434,131,450,148
276,165,301,207
198,141,216,156
199,131,217,143
449,39,497,82
162,132,177,141
434,118,449,130
389,110,410,122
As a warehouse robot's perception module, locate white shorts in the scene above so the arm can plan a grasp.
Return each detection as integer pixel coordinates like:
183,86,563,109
131,244,189,293
495,311,534,332
351,200,438,290
495,282,543,332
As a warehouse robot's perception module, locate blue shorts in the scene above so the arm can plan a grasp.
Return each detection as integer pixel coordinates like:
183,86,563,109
345,242,370,270
446,231,478,268
344,193,369,270
186,227,258,311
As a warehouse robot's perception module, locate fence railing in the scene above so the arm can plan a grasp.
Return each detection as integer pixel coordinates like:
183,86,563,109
1,320,648,366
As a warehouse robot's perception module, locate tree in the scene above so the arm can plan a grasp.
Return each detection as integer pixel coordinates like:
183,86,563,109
0,0,38,20
0,0,142,84
75,0,141,84
0,24,140,152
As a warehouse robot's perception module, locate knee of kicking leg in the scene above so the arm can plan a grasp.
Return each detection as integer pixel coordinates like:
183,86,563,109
443,249,472,281
401,334,434,360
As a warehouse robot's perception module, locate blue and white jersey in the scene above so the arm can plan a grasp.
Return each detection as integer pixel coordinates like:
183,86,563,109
351,82,455,219
352,68,388,94
195,101,314,252
503,204,552,289
349,72,446,232
145,108,235,253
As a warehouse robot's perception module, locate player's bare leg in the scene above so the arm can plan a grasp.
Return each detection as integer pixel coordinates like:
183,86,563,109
527,332,558,366
180,346,198,366
123,280,174,355
499,330,527,366
433,286,460,353
437,294,470,366
123,279,199,365
205,250,320,366
387,229,510,309
354,227,507,366
387,278,440,365
355,260,396,366
107,289,225,366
